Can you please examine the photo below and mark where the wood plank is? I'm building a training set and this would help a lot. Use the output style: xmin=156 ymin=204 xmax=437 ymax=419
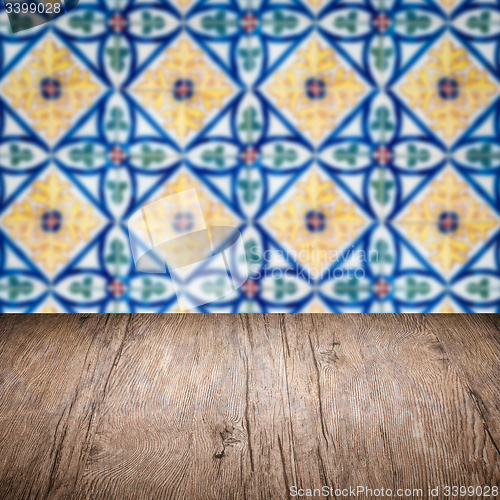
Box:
xmin=425 ymin=314 xmax=500 ymax=455
xmin=76 ymin=315 xmax=253 ymax=500
xmin=0 ymin=314 xmax=130 ymax=500
xmin=77 ymin=314 xmax=500 ymax=499
xmin=1 ymin=314 xmax=499 ymax=500
xmin=298 ymin=314 xmax=500 ymax=492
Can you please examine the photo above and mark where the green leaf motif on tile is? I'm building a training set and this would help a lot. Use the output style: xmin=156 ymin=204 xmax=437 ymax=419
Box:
xmin=239 ymin=107 xmax=261 ymax=132
xmin=371 ymin=178 xmax=394 ymax=205
xmin=466 ymin=278 xmax=490 ymax=299
xmin=407 ymin=144 xmax=430 ymax=167
xmin=70 ymin=144 xmax=95 ymax=167
xmin=106 ymin=107 xmax=128 ymax=132
xmin=139 ymin=145 xmax=165 ymax=168
xmin=403 ymin=11 xmax=431 ymax=35
xmin=9 ymin=144 xmax=33 ymax=166
xmin=273 ymin=277 xmax=297 ymax=300
xmin=466 ymin=12 xmax=490 ymax=33
xmin=202 ymin=146 xmax=226 ymax=167
xmin=106 ymin=46 xmax=130 ymax=72
xmin=334 ymin=12 xmax=358 ymax=33
xmin=202 ymin=276 xmax=227 ymax=296
xmin=107 ymin=181 xmax=128 ymax=203
xmin=141 ymin=12 xmax=165 ymax=35
xmin=370 ymin=46 xmax=393 ymax=70
xmin=374 ymin=240 xmax=393 ymax=263
xmin=69 ymin=11 xmax=95 ymax=33
xmin=466 ymin=144 xmax=494 ymax=168
xmin=334 ymin=277 xmax=360 ymax=301
xmin=70 ymin=277 xmax=93 ymax=298
xmin=371 ymin=106 xmax=394 ymax=132
xmin=106 ymin=239 xmax=128 ymax=265
xmin=201 ymin=11 xmax=228 ymax=35
xmin=238 ymin=48 xmax=261 ymax=71
xmin=8 ymin=13 xmax=33 ymax=32
xmin=272 ymin=11 xmax=298 ymax=34
xmin=3 ymin=276 xmax=33 ymax=300
xmin=243 ymin=238 xmax=261 ymax=264
xmin=273 ymin=144 xmax=297 ymax=167
xmin=405 ymin=277 xmax=430 ymax=300
xmin=140 ymin=278 xmax=165 ymax=300
xmin=238 ymin=179 xmax=261 ymax=203
xmin=334 ymin=144 xmax=359 ymax=166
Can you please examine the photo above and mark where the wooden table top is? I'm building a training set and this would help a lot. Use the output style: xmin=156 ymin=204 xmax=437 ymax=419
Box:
xmin=0 ymin=314 xmax=499 ymax=499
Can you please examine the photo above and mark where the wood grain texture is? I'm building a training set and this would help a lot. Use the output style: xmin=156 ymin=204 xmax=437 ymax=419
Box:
xmin=0 ymin=314 xmax=499 ymax=500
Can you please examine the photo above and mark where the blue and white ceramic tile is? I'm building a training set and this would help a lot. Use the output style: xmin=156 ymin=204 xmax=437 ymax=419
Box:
xmin=1 ymin=0 xmax=500 ymax=312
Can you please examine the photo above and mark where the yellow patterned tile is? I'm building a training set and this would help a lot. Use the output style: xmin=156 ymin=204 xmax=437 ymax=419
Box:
xmin=264 ymin=39 xmax=366 ymax=144
xmin=398 ymin=39 xmax=498 ymax=142
xmin=1 ymin=170 xmax=103 ymax=274
xmin=264 ymin=168 xmax=367 ymax=272
xmin=396 ymin=169 xmax=499 ymax=273
xmin=133 ymin=38 xmax=235 ymax=143
xmin=2 ymin=38 xmax=102 ymax=142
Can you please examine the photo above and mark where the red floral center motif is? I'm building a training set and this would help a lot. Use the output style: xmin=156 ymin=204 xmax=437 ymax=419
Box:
xmin=374 ymin=14 xmax=391 ymax=32
xmin=438 ymin=78 xmax=459 ymax=100
xmin=173 ymin=79 xmax=194 ymax=101
xmin=173 ymin=212 xmax=194 ymax=232
xmin=374 ymin=279 xmax=390 ymax=298
xmin=110 ymin=146 xmax=126 ymax=165
xmin=110 ymin=14 xmax=126 ymax=32
xmin=374 ymin=146 xmax=391 ymax=165
xmin=242 ymin=147 xmax=258 ymax=164
xmin=242 ymin=13 xmax=258 ymax=32
xmin=40 ymin=77 xmax=61 ymax=100
xmin=109 ymin=280 xmax=126 ymax=297
xmin=242 ymin=280 xmax=259 ymax=297
xmin=305 ymin=210 xmax=326 ymax=232
xmin=305 ymin=78 xmax=326 ymax=100
xmin=438 ymin=211 xmax=459 ymax=234
xmin=41 ymin=210 xmax=62 ymax=232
